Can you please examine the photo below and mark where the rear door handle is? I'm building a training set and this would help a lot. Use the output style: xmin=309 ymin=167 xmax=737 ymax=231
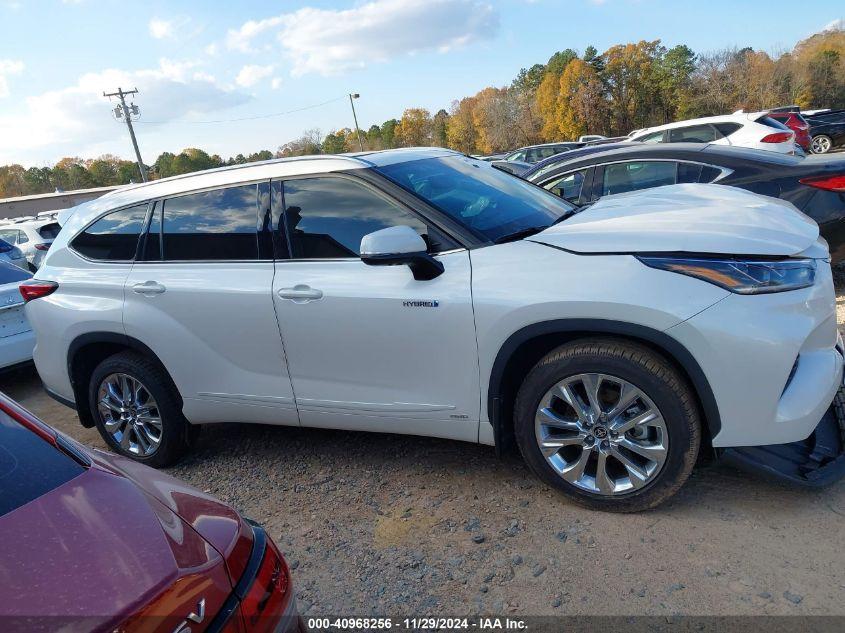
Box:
xmin=278 ymin=284 xmax=323 ymax=303
xmin=132 ymin=281 xmax=166 ymax=296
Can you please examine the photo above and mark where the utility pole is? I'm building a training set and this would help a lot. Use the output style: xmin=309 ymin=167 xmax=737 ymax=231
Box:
xmin=348 ymin=93 xmax=364 ymax=152
xmin=104 ymin=87 xmax=148 ymax=182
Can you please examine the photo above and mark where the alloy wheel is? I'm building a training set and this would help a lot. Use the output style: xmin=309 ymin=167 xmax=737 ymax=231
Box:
xmin=812 ymin=136 xmax=832 ymax=154
xmin=97 ymin=373 xmax=163 ymax=456
xmin=534 ymin=373 xmax=668 ymax=495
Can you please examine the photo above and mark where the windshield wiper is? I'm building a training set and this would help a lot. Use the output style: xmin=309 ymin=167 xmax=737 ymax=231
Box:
xmin=493 ymin=226 xmax=549 ymax=244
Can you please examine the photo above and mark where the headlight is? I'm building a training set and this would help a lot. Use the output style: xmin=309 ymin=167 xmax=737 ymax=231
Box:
xmin=637 ymin=256 xmax=816 ymax=294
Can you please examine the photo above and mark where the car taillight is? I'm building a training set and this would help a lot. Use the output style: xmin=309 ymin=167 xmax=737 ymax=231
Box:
xmin=19 ymin=280 xmax=58 ymax=302
xmin=800 ymin=175 xmax=845 ymax=192
xmin=761 ymin=132 xmax=794 ymax=143
xmin=34 ymin=243 xmax=50 ymax=251
xmin=239 ymin=537 xmax=290 ymax=632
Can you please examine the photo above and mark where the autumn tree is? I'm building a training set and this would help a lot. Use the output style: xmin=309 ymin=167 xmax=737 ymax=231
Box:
xmin=446 ymin=97 xmax=479 ymax=154
xmin=395 ymin=108 xmax=433 ymax=147
xmin=432 ymin=109 xmax=449 ymax=147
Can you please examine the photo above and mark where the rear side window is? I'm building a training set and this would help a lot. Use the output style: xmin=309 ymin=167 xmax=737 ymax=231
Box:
xmin=713 ymin=123 xmax=742 ymax=137
xmin=38 ymin=223 xmax=60 ymax=239
xmin=0 ymin=411 xmax=84 ymax=517
xmin=637 ymin=130 xmax=665 ymax=144
xmin=162 ymin=185 xmax=258 ymax=261
xmin=0 ymin=262 xmax=31 ymax=284
xmin=698 ymin=165 xmax=724 ymax=183
xmin=71 ymin=204 xmax=148 ymax=261
xmin=602 ymin=161 xmax=677 ymax=196
xmin=668 ymin=125 xmax=718 ymax=143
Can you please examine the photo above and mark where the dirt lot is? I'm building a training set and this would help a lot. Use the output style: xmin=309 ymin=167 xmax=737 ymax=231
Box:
xmin=3 ymin=290 xmax=845 ymax=618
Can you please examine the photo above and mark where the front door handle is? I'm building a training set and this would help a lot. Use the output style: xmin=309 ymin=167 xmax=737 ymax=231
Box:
xmin=132 ymin=281 xmax=166 ymax=296
xmin=278 ymin=284 xmax=323 ymax=303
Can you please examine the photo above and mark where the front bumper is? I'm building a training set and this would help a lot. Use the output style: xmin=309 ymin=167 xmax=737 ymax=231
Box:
xmin=720 ymin=384 xmax=845 ymax=487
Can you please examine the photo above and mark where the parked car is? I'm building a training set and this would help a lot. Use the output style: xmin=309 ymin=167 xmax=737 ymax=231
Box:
xmin=767 ymin=108 xmax=813 ymax=152
xmin=0 ymin=237 xmax=27 ymax=270
xmin=24 ymin=148 xmax=845 ymax=511
xmin=0 ymin=217 xmax=61 ymax=270
xmin=805 ymin=109 xmax=845 ymax=154
xmin=0 ymin=391 xmax=304 ymax=632
xmin=0 ymin=261 xmax=33 ymax=370
xmin=502 ymin=142 xmax=584 ymax=164
xmin=522 ymin=143 xmax=845 ymax=262
xmin=629 ymin=111 xmax=797 ymax=154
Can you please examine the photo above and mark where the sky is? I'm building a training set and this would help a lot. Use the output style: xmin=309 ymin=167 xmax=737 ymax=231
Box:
xmin=0 ymin=0 xmax=842 ymax=167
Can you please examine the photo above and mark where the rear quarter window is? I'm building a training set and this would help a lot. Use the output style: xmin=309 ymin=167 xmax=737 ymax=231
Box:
xmin=0 ymin=411 xmax=84 ymax=517
xmin=71 ymin=205 xmax=148 ymax=261
xmin=0 ymin=262 xmax=31 ymax=284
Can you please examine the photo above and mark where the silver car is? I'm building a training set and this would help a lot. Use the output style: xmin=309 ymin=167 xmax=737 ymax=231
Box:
xmin=0 ymin=218 xmax=61 ymax=270
xmin=0 ymin=261 xmax=33 ymax=369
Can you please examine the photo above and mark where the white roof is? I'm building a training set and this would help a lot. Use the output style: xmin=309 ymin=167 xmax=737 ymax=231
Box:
xmin=57 ymin=148 xmax=460 ymax=230
xmin=631 ymin=111 xmax=768 ymax=138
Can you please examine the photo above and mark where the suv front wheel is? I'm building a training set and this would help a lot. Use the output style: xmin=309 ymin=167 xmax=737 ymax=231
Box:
xmin=88 ymin=351 xmax=198 ymax=467
xmin=514 ymin=338 xmax=701 ymax=512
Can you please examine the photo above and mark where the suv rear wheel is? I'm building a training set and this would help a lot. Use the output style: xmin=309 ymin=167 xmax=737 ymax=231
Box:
xmin=88 ymin=351 xmax=197 ymax=467
xmin=514 ymin=338 xmax=701 ymax=512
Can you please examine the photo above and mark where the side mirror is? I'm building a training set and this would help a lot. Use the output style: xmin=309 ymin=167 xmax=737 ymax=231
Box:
xmin=360 ymin=225 xmax=444 ymax=281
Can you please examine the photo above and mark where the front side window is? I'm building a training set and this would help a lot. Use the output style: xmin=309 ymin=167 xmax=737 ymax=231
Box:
xmin=602 ymin=161 xmax=677 ymax=196
xmin=283 ymin=177 xmax=431 ymax=259
xmin=376 ymin=156 xmax=574 ymax=243
xmin=637 ymin=131 xmax=665 ymax=144
xmin=71 ymin=204 xmax=148 ymax=261
xmin=0 ymin=229 xmax=16 ymax=245
xmin=544 ymin=169 xmax=588 ymax=203
xmin=162 ymin=185 xmax=258 ymax=261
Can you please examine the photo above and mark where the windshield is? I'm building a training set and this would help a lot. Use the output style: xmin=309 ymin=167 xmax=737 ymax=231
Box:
xmin=375 ymin=156 xmax=575 ymax=243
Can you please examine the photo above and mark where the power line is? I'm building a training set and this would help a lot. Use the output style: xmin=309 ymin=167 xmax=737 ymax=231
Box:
xmin=104 ymin=87 xmax=148 ymax=182
xmin=135 ymin=95 xmax=348 ymax=126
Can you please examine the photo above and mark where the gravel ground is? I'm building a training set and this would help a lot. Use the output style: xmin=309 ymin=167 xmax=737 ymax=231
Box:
xmin=3 ymin=285 xmax=845 ymax=617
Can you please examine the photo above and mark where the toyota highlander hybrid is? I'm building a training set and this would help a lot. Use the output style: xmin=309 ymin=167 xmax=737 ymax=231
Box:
xmin=23 ymin=148 xmax=845 ymax=511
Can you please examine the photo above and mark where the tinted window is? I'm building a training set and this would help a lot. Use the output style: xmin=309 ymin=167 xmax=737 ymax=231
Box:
xmin=602 ymin=161 xmax=677 ymax=196
xmin=677 ymin=162 xmax=702 ymax=183
xmin=698 ymin=165 xmax=723 ymax=183
xmin=756 ymin=116 xmax=789 ymax=131
xmin=638 ymin=131 xmax=665 ymax=144
xmin=162 ymin=185 xmax=258 ymax=261
xmin=38 ymin=223 xmax=60 ymax=239
xmin=714 ymin=123 xmax=742 ymax=137
xmin=144 ymin=202 xmax=162 ymax=261
xmin=0 ymin=410 xmax=85 ymax=517
xmin=0 ymin=262 xmax=31 ymax=284
xmin=72 ymin=204 xmax=147 ymax=261
xmin=668 ymin=125 xmax=717 ymax=143
xmin=284 ymin=177 xmax=430 ymax=259
xmin=376 ymin=156 xmax=574 ymax=243
xmin=544 ymin=169 xmax=588 ymax=203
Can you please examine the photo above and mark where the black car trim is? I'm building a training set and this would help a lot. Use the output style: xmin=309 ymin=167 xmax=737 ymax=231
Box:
xmin=205 ymin=522 xmax=268 ymax=633
xmin=487 ymin=318 xmax=722 ymax=452
xmin=43 ymin=386 xmax=76 ymax=410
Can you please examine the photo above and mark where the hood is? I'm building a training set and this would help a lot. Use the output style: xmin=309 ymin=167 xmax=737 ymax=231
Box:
xmin=533 ymin=184 xmax=820 ymax=257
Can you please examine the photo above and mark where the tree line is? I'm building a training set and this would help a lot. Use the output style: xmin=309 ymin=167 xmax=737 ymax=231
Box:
xmin=1 ymin=28 xmax=843 ymax=199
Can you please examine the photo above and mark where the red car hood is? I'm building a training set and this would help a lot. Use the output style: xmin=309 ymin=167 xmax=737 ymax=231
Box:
xmin=0 ymin=466 xmax=232 ymax=632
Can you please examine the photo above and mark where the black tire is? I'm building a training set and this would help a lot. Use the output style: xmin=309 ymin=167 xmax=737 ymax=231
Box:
xmin=514 ymin=338 xmax=701 ymax=512
xmin=88 ymin=351 xmax=198 ymax=467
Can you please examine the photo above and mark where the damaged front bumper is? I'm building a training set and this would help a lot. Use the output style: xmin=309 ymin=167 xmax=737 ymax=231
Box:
xmin=720 ymin=385 xmax=845 ymax=487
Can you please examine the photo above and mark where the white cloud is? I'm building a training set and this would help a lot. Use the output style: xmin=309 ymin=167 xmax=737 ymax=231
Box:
xmin=0 ymin=58 xmax=251 ymax=163
xmin=235 ymin=64 xmax=274 ymax=88
xmin=271 ymin=77 xmax=283 ymax=90
xmin=226 ymin=0 xmax=499 ymax=76
xmin=0 ymin=59 xmax=23 ymax=98
xmin=149 ymin=16 xmax=194 ymax=40
xmin=822 ymin=18 xmax=844 ymax=31
xmin=149 ymin=17 xmax=175 ymax=39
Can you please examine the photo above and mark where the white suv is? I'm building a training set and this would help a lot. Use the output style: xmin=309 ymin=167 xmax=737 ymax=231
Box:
xmin=23 ymin=149 xmax=844 ymax=511
xmin=629 ymin=111 xmax=797 ymax=154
